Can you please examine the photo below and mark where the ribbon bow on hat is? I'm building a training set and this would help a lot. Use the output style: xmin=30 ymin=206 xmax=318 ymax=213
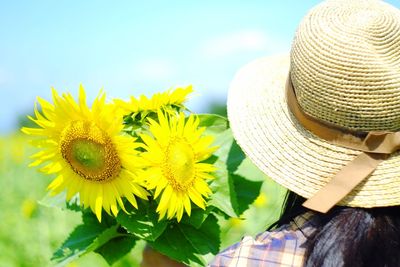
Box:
xmin=287 ymin=78 xmax=400 ymax=213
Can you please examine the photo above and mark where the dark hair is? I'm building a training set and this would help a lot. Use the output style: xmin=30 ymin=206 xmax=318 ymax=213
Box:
xmin=270 ymin=191 xmax=400 ymax=267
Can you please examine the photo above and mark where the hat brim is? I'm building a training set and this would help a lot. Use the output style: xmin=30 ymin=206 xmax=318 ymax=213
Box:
xmin=227 ymin=54 xmax=400 ymax=208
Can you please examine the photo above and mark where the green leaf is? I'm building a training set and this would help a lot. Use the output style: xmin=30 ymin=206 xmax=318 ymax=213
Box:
xmin=198 ymin=114 xmax=261 ymax=217
xmin=148 ymin=214 xmax=220 ymax=266
xmin=208 ymin=130 xmax=240 ymax=217
xmin=209 ymin=165 xmax=237 ymax=218
xmin=52 ymin=216 xmax=108 ymax=265
xmin=227 ymin=140 xmax=245 ymax=173
xmin=123 ymin=113 xmax=134 ymax=124
xmin=87 ymin=225 xmax=121 ymax=252
xmin=179 ymin=214 xmax=220 ymax=255
xmin=235 ymin=157 xmax=268 ymax=182
xmin=148 ymin=225 xmax=203 ymax=266
xmin=117 ymin=201 xmax=168 ymax=242
xmin=230 ymin=174 xmax=263 ymax=215
xmin=212 ymin=128 xmax=235 ymax=162
xmin=52 ymin=211 xmax=136 ymax=266
xmin=180 ymin=206 xmax=214 ymax=229
xmin=95 ymin=236 xmax=136 ymax=266
xmin=38 ymin=191 xmax=81 ymax=212
xmin=198 ymin=114 xmax=242 ymax=216
xmin=52 ymin=212 xmax=121 ymax=266
xmin=197 ymin=114 xmax=228 ymax=135
xmin=208 ymin=128 xmax=263 ymax=217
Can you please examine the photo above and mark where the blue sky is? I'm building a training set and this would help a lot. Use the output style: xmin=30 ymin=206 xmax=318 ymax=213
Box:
xmin=1 ymin=0 xmax=399 ymax=133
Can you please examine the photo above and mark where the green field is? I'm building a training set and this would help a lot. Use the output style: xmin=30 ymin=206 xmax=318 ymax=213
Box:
xmin=0 ymin=133 xmax=286 ymax=267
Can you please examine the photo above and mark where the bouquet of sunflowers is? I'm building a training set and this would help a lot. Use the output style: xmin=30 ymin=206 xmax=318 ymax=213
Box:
xmin=22 ymin=85 xmax=263 ymax=266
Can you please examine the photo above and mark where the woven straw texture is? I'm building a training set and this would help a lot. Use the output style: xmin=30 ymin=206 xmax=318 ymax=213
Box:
xmin=227 ymin=0 xmax=400 ymax=208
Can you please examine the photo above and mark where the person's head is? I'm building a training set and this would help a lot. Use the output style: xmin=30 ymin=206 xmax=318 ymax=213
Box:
xmin=227 ymin=0 xmax=400 ymax=266
xmin=272 ymin=190 xmax=400 ymax=267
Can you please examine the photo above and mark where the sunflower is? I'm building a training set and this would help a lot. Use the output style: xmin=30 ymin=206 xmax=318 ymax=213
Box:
xmin=140 ymin=111 xmax=217 ymax=221
xmin=114 ymin=85 xmax=193 ymax=116
xmin=22 ymin=86 xmax=148 ymax=222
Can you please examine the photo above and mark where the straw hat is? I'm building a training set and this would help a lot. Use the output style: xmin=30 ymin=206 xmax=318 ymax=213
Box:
xmin=227 ymin=0 xmax=400 ymax=209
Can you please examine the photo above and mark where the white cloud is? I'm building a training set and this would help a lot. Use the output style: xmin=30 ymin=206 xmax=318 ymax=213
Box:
xmin=200 ymin=30 xmax=270 ymax=58
xmin=132 ymin=59 xmax=177 ymax=81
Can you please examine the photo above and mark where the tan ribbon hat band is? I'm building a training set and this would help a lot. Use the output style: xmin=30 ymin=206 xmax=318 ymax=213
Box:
xmin=286 ymin=77 xmax=398 ymax=213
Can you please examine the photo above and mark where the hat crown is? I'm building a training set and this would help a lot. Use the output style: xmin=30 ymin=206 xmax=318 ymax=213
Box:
xmin=291 ymin=0 xmax=400 ymax=131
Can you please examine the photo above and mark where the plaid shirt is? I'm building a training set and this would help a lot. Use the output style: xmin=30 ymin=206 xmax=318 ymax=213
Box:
xmin=209 ymin=212 xmax=316 ymax=267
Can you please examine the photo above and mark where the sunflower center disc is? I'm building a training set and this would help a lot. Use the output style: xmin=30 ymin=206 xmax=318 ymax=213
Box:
xmin=72 ymin=141 xmax=105 ymax=171
xmin=60 ymin=121 xmax=121 ymax=182
xmin=165 ymin=140 xmax=195 ymax=189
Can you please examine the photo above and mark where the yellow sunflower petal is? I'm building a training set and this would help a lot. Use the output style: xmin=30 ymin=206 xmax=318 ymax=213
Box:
xmin=47 ymin=175 xmax=64 ymax=191
xmin=114 ymin=86 xmax=192 ymax=114
xmin=176 ymin=200 xmax=184 ymax=222
xmin=157 ymin=185 xmax=173 ymax=216
xmin=167 ymin=192 xmax=178 ymax=219
xmin=153 ymin=177 xmax=168 ymax=199
xmin=183 ymin=195 xmax=191 ymax=216
xmin=188 ymin=188 xmax=206 ymax=210
xmin=94 ymin=185 xmax=104 ymax=222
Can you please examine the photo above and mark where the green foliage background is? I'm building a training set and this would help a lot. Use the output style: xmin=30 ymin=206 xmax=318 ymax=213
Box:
xmin=2 ymin=102 xmax=287 ymax=266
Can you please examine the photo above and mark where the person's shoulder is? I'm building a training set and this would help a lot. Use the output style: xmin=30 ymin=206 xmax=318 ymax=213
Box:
xmin=209 ymin=212 xmax=314 ymax=267
xmin=208 ymin=214 xmax=315 ymax=267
